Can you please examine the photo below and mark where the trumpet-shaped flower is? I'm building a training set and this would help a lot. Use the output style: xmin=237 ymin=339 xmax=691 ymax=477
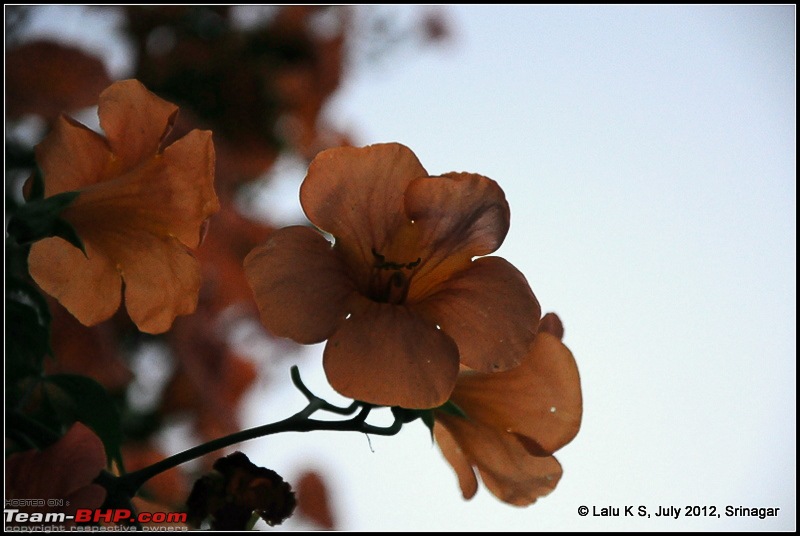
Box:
xmin=28 ymin=79 xmax=219 ymax=334
xmin=434 ymin=313 xmax=582 ymax=505
xmin=245 ymin=143 xmax=540 ymax=408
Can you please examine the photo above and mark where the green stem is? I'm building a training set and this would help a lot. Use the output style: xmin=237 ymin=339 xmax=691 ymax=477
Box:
xmin=290 ymin=366 xmax=360 ymax=415
xmin=106 ymin=367 xmax=403 ymax=498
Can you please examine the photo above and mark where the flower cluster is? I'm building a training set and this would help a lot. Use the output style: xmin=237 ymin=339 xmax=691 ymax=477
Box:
xmin=7 ymin=8 xmax=580 ymax=524
xmin=244 ymin=143 xmax=582 ymax=503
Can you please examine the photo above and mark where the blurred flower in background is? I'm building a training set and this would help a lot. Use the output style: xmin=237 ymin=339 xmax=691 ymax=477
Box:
xmin=5 ymin=4 xmax=454 ymax=527
xmin=5 ymin=423 xmax=107 ymax=527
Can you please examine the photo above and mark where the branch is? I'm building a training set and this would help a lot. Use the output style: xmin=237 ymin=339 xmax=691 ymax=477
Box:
xmin=102 ymin=366 xmax=404 ymax=498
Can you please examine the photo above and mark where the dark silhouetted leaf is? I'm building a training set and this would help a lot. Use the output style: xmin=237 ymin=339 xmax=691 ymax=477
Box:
xmin=6 ymin=277 xmax=52 ymax=385
xmin=44 ymin=374 xmax=123 ymax=468
xmin=7 ymin=190 xmax=85 ymax=254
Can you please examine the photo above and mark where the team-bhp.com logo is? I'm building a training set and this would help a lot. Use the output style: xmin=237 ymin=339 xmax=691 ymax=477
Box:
xmin=74 ymin=509 xmax=187 ymax=524
xmin=5 ymin=508 xmax=187 ymax=527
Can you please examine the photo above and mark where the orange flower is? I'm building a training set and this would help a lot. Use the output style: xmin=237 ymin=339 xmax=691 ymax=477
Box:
xmin=245 ymin=143 xmax=540 ymax=408
xmin=6 ymin=40 xmax=112 ymax=121
xmin=28 ymin=79 xmax=219 ymax=334
xmin=5 ymin=423 xmax=107 ymax=526
xmin=434 ymin=313 xmax=582 ymax=506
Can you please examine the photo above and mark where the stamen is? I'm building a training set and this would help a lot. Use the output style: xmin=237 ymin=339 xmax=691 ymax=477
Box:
xmin=406 ymin=257 xmax=421 ymax=269
xmin=368 ymin=248 xmax=421 ymax=304
xmin=371 ymin=249 xmax=422 ymax=271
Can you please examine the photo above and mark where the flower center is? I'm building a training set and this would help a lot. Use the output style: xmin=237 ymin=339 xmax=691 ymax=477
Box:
xmin=368 ymin=248 xmax=421 ymax=304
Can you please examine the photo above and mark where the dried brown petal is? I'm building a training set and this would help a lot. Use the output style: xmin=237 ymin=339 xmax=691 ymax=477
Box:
xmin=186 ymin=452 xmax=295 ymax=530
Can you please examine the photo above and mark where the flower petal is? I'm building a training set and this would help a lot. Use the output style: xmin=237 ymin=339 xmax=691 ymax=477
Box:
xmin=538 ymin=312 xmax=564 ymax=340
xmin=48 ymin=423 xmax=108 ymax=495
xmin=98 ymin=79 xmax=178 ymax=171
xmin=117 ymin=234 xmax=203 ymax=334
xmin=244 ymin=226 xmax=357 ymax=344
xmin=477 ymin=452 xmax=562 ymax=507
xmin=299 ymin=143 xmax=428 ymax=273
xmin=35 ymin=115 xmax=112 ymax=195
xmin=415 ymin=256 xmax=540 ymax=372
xmin=436 ymin=412 xmax=562 ymax=506
xmin=28 ymin=237 xmax=122 ymax=327
xmin=46 ymin=301 xmax=133 ymax=391
xmin=452 ymin=331 xmax=583 ymax=455
xmin=405 ymin=172 xmax=510 ymax=296
xmin=323 ymin=299 xmax=459 ymax=408
xmin=296 ymin=471 xmax=336 ymax=529
xmin=152 ymin=128 xmax=218 ymax=248
xmin=65 ymin=484 xmax=108 ymax=516
xmin=433 ymin=424 xmax=478 ymax=500
xmin=6 ymin=422 xmax=106 ymax=501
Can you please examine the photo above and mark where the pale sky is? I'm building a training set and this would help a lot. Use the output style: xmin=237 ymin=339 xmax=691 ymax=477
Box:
xmin=12 ymin=5 xmax=796 ymax=532
xmin=245 ymin=6 xmax=796 ymax=531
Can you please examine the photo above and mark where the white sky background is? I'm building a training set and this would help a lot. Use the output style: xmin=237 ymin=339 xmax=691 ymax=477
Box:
xmin=250 ymin=6 xmax=797 ymax=531
xmin=12 ymin=5 xmax=796 ymax=532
